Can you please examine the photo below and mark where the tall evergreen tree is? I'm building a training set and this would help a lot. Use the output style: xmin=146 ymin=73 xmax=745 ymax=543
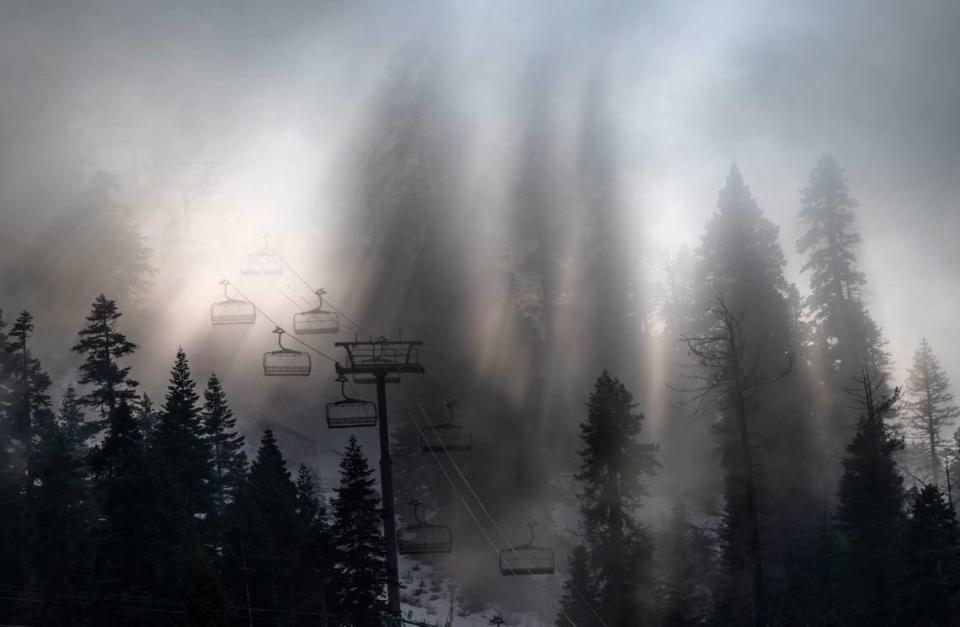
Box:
xmin=556 ymin=545 xmax=601 ymax=627
xmin=227 ymin=429 xmax=301 ymax=621
xmin=150 ymin=348 xmax=211 ymax=599
xmin=904 ymin=338 xmax=960 ymax=484
xmin=294 ymin=464 xmax=334 ymax=623
xmin=6 ymin=310 xmax=53 ymax=474
xmin=59 ymin=385 xmax=93 ymax=450
xmin=656 ymin=504 xmax=714 ymax=627
xmin=136 ymin=392 xmax=157 ymax=437
xmin=834 ymin=370 xmax=904 ymax=627
xmin=331 ymin=435 xmax=386 ymax=626
xmin=71 ymin=294 xmax=138 ymax=422
xmin=28 ymin=416 xmax=93 ymax=625
xmin=897 ymin=483 xmax=960 ymax=626
xmin=572 ymin=371 xmax=657 ymax=626
xmin=796 ymin=156 xmax=891 ymax=424
xmin=201 ymin=372 xmax=244 ymax=540
xmin=88 ymin=400 xmax=160 ymax=607
xmin=692 ymin=166 xmax=818 ymax=625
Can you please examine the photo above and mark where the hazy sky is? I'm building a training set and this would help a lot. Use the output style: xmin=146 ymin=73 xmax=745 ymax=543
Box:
xmin=1 ymin=0 xmax=959 ymax=419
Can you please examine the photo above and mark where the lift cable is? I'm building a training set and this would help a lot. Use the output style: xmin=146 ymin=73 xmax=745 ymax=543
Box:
xmin=404 ymin=398 xmax=573 ymax=626
xmin=410 ymin=380 xmax=608 ymax=627
xmin=210 ymin=266 xmax=339 ymax=366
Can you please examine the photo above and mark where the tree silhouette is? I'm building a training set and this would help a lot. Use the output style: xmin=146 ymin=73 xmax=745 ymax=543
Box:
xmin=573 ymin=371 xmax=657 ymax=626
xmin=71 ymin=294 xmax=138 ymax=423
xmin=150 ymin=348 xmax=211 ymax=599
xmin=905 ymin=338 xmax=960 ymax=484
xmin=556 ymin=545 xmax=600 ymax=627
xmin=201 ymin=372 xmax=244 ymax=544
xmin=331 ymin=435 xmax=386 ymax=626
xmin=896 ymin=483 xmax=960 ymax=625
xmin=834 ymin=370 xmax=904 ymax=626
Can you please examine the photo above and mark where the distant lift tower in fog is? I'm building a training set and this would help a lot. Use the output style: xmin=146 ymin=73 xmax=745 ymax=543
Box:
xmin=334 ymin=338 xmax=424 ymax=620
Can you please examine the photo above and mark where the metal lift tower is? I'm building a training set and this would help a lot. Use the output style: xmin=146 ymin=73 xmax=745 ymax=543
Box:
xmin=334 ymin=338 xmax=424 ymax=620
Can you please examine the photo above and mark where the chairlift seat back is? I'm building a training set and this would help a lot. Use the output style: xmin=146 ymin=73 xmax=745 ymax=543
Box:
xmin=398 ymin=524 xmax=453 ymax=554
xmin=210 ymin=299 xmax=256 ymax=325
xmin=499 ymin=547 xmax=555 ymax=575
xmin=294 ymin=309 xmax=339 ymax=334
xmin=263 ymin=349 xmax=311 ymax=376
xmin=326 ymin=399 xmax=377 ymax=429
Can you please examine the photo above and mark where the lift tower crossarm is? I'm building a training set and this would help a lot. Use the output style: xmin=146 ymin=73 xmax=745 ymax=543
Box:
xmin=334 ymin=339 xmax=424 ymax=621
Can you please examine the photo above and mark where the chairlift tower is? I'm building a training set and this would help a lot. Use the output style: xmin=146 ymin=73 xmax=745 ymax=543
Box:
xmin=334 ymin=338 xmax=424 ymax=620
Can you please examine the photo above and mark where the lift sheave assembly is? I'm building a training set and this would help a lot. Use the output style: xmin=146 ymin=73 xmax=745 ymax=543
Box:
xmin=210 ymin=279 xmax=256 ymax=325
xmin=499 ymin=522 xmax=555 ymax=576
xmin=262 ymin=327 xmax=311 ymax=376
xmin=326 ymin=375 xmax=377 ymax=429
xmin=345 ymin=336 xmax=412 ymax=384
xmin=397 ymin=499 xmax=453 ymax=555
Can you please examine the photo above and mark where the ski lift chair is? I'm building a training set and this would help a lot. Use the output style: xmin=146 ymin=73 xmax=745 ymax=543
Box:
xmin=397 ymin=499 xmax=453 ymax=554
xmin=326 ymin=375 xmax=377 ymax=428
xmin=263 ymin=327 xmax=311 ymax=376
xmin=210 ymin=280 xmax=256 ymax=325
xmin=241 ymin=235 xmax=283 ymax=275
xmin=499 ymin=522 xmax=555 ymax=575
xmin=421 ymin=399 xmax=472 ymax=452
xmin=294 ymin=288 xmax=340 ymax=334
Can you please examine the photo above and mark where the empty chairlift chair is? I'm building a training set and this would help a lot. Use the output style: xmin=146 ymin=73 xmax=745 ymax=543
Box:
xmin=499 ymin=522 xmax=555 ymax=576
xmin=210 ymin=280 xmax=256 ymax=325
xmin=421 ymin=399 xmax=472 ymax=452
xmin=294 ymin=288 xmax=339 ymax=334
xmin=397 ymin=499 xmax=453 ymax=555
xmin=241 ymin=235 xmax=284 ymax=275
xmin=263 ymin=327 xmax=311 ymax=376
xmin=326 ymin=375 xmax=377 ymax=428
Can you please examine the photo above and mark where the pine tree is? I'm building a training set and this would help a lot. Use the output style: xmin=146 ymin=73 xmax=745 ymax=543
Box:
xmin=88 ymin=399 xmax=160 ymax=604
xmin=0 ymin=409 xmax=26 ymax=621
xmin=656 ymin=504 xmax=714 ymax=627
xmin=692 ymin=166 xmax=818 ymax=626
xmin=135 ymin=392 xmax=157 ymax=437
xmin=796 ymin=156 xmax=892 ymax=429
xmin=905 ymin=338 xmax=960 ymax=484
xmin=556 ymin=545 xmax=600 ymax=627
xmin=228 ymin=429 xmax=301 ymax=619
xmin=59 ymin=385 xmax=93 ymax=450
xmin=201 ymin=372 xmax=244 ymax=540
xmin=295 ymin=464 xmax=334 ymax=622
xmin=150 ymin=348 xmax=211 ymax=599
xmin=71 ymin=294 xmax=138 ymax=422
xmin=574 ymin=371 xmax=657 ymax=626
xmin=331 ymin=435 xmax=386 ymax=626
xmin=834 ymin=370 xmax=904 ymax=627
xmin=896 ymin=484 xmax=960 ymax=626
xmin=28 ymin=417 xmax=93 ymax=625
xmin=6 ymin=310 xmax=53 ymax=474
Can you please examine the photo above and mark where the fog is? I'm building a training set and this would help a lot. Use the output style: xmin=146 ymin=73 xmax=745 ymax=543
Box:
xmin=2 ymin=1 xmax=959 ymax=623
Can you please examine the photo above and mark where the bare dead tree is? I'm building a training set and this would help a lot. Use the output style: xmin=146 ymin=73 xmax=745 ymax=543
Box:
xmin=670 ymin=294 xmax=793 ymax=627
